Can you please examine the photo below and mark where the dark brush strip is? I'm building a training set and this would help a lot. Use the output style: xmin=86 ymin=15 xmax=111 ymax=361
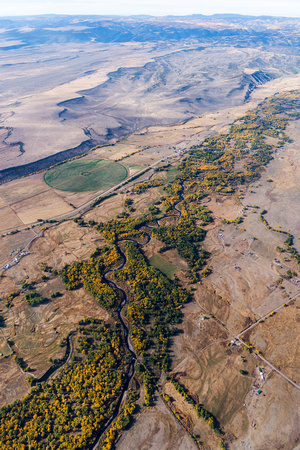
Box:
xmin=0 ymin=138 xmax=95 ymax=184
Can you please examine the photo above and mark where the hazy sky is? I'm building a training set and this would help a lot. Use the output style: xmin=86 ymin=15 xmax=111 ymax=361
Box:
xmin=1 ymin=0 xmax=300 ymax=18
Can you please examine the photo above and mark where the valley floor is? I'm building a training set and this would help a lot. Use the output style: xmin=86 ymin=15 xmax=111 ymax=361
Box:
xmin=0 ymin=75 xmax=299 ymax=449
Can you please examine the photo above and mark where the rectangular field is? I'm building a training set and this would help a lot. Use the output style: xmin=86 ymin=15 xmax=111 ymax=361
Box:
xmin=149 ymin=254 xmax=177 ymax=279
xmin=13 ymin=191 xmax=73 ymax=224
xmin=0 ymin=207 xmax=23 ymax=232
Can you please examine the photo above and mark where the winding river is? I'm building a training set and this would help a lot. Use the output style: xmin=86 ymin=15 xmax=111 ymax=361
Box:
xmin=91 ymin=184 xmax=185 ymax=448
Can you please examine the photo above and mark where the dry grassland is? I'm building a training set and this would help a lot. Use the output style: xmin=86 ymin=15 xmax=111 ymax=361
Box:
xmin=0 ymin=357 xmax=30 ymax=408
xmin=0 ymin=128 xmax=21 ymax=163
xmin=2 ymin=284 xmax=109 ymax=379
xmin=1 ymin=220 xmax=103 ymax=288
xmin=116 ymin=393 xmax=198 ymax=450
xmin=170 ymin=301 xmax=228 ymax=369
xmin=92 ymin=142 xmax=143 ymax=161
xmin=0 ymin=41 xmax=178 ymax=169
xmin=0 ymin=177 xmax=49 ymax=204
xmin=163 ymin=381 xmax=221 ymax=449
xmin=13 ymin=190 xmax=73 ymax=224
xmin=0 ymin=176 xmax=73 ymax=229
xmin=167 ymin=339 xmax=261 ymax=446
xmin=0 ymin=240 xmax=11 ymax=267
xmin=0 ymin=196 xmax=7 ymax=209
xmin=84 ymin=195 xmax=125 ymax=223
xmin=151 ymin=100 xmax=300 ymax=448
xmin=238 ymin=374 xmax=300 ymax=450
xmin=1 ymin=73 xmax=298 ymax=235
xmin=244 ymin=298 xmax=300 ymax=384
xmin=0 ymin=229 xmax=36 ymax=266
xmin=0 ymin=220 xmax=111 ymax=403
xmin=243 ymin=122 xmax=300 ymax=252
xmin=0 ymin=206 xmax=22 ymax=232
xmin=28 ymin=221 xmax=104 ymax=269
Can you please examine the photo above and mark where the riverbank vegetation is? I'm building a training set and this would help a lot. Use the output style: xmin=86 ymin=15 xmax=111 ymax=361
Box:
xmin=95 ymin=214 xmax=156 ymax=244
xmin=61 ymin=245 xmax=121 ymax=309
xmin=115 ymin=241 xmax=188 ymax=356
xmin=260 ymin=210 xmax=300 ymax=264
xmin=0 ymin=320 xmax=129 ymax=449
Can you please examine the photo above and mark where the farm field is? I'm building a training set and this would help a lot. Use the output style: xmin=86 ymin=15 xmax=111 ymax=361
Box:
xmin=13 ymin=190 xmax=74 ymax=224
xmin=149 ymin=254 xmax=178 ymax=279
xmin=0 ymin=177 xmax=73 ymax=230
xmin=0 ymin=206 xmax=23 ymax=232
xmin=44 ymin=159 xmax=128 ymax=192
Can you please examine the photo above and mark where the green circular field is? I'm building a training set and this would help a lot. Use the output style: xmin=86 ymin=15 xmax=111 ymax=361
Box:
xmin=44 ymin=159 xmax=128 ymax=193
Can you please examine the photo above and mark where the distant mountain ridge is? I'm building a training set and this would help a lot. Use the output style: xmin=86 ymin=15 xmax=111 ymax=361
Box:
xmin=0 ymin=14 xmax=300 ymax=48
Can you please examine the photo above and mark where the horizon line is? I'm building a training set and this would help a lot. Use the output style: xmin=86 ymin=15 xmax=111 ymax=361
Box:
xmin=0 ymin=12 xmax=299 ymax=20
